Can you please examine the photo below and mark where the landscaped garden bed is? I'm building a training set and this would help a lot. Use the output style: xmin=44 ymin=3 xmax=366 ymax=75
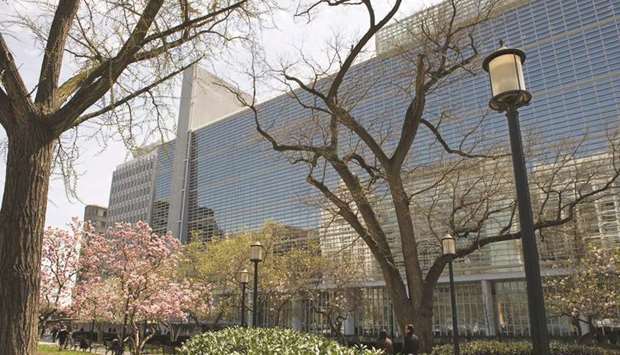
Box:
xmin=179 ymin=327 xmax=381 ymax=354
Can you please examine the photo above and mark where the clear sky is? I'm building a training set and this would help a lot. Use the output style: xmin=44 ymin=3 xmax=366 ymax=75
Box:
xmin=0 ymin=1 xmax=427 ymax=228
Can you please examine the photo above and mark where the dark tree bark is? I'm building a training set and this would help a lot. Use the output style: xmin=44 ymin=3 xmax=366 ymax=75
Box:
xmin=0 ymin=123 xmax=55 ymax=355
xmin=0 ymin=0 xmax=260 ymax=353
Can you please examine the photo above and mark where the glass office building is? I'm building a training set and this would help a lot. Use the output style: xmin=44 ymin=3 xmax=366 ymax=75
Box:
xmin=107 ymin=149 xmax=157 ymax=225
xmin=106 ymin=0 xmax=620 ymax=338
xmin=83 ymin=205 xmax=108 ymax=234
xmin=150 ymin=142 xmax=176 ymax=236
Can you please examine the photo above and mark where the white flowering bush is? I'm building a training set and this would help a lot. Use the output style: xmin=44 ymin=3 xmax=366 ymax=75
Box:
xmin=544 ymin=244 xmax=620 ymax=340
xmin=179 ymin=327 xmax=382 ymax=355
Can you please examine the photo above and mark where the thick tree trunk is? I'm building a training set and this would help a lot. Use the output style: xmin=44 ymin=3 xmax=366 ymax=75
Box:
xmin=415 ymin=299 xmax=434 ymax=353
xmin=382 ymin=266 xmax=436 ymax=353
xmin=390 ymin=296 xmax=434 ymax=353
xmin=0 ymin=126 xmax=54 ymax=355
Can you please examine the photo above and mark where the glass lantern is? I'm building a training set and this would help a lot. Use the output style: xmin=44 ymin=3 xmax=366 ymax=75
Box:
xmin=240 ymin=268 xmax=249 ymax=284
xmin=482 ymin=43 xmax=531 ymax=112
xmin=250 ymin=241 xmax=264 ymax=262
xmin=441 ymin=234 xmax=456 ymax=257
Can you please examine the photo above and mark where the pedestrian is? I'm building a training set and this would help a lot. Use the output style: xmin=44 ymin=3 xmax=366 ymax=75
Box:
xmin=79 ymin=336 xmax=91 ymax=352
xmin=51 ymin=326 xmax=58 ymax=342
xmin=403 ymin=324 xmax=420 ymax=355
xmin=377 ymin=329 xmax=394 ymax=354
xmin=67 ymin=327 xmax=75 ymax=350
xmin=111 ymin=338 xmax=123 ymax=355
xmin=57 ymin=325 xmax=69 ymax=350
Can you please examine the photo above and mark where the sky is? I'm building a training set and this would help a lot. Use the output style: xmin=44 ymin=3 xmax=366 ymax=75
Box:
xmin=0 ymin=0 xmax=428 ymax=228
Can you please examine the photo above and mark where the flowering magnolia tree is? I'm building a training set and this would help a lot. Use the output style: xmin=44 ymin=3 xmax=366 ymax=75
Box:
xmin=39 ymin=219 xmax=83 ymax=329
xmin=72 ymin=222 xmax=211 ymax=355
xmin=545 ymin=244 xmax=620 ymax=342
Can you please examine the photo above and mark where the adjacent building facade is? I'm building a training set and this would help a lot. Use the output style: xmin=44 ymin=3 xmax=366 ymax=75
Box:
xmin=105 ymin=0 xmax=620 ymax=339
xmin=83 ymin=205 xmax=107 ymax=234
xmin=107 ymin=148 xmax=158 ymax=225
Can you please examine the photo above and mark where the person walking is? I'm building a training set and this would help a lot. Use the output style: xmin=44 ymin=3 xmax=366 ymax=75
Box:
xmin=111 ymin=338 xmax=123 ymax=355
xmin=377 ymin=329 xmax=394 ymax=354
xmin=402 ymin=324 xmax=420 ymax=355
xmin=51 ymin=326 xmax=58 ymax=342
xmin=57 ymin=325 xmax=69 ymax=350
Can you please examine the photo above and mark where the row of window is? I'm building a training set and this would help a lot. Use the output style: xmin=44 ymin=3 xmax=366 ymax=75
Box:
xmin=256 ymin=281 xmax=576 ymax=338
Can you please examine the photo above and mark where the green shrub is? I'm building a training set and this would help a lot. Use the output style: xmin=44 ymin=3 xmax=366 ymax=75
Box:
xmin=179 ymin=327 xmax=382 ymax=355
xmin=429 ymin=341 xmax=620 ymax=355
xmin=549 ymin=343 xmax=620 ymax=355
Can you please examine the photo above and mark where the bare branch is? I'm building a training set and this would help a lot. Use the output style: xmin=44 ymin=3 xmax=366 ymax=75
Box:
xmin=34 ymin=0 xmax=80 ymax=109
xmin=0 ymin=33 xmax=36 ymax=120
xmin=325 ymin=0 xmax=401 ymax=101
xmin=72 ymin=58 xmax=200 ymax=127
xmin=390 ymin=54 xmax=426 ymax=167
xmin=49 ymin=0 xmax=166 ymax=131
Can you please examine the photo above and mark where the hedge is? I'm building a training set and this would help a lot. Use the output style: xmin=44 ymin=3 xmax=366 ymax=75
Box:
xmin=430 ymin=341 xmax=620 ymax=355
xmin=179 ymin=327 xmax=382 ymax=355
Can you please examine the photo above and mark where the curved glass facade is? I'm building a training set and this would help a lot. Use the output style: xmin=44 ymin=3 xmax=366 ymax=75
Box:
xmin=150 ymin=141 xmax=175 ymax=235
xmin=186 ymin=100 xmax=320 ymax=242
xmin=107 ymin=0 xmax=620 ymax=338
xmin=107 ymin=150 xmax=156 ymax=225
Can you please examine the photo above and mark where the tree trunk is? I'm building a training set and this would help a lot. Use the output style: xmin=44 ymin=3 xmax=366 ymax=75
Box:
xmin=0 ymin=125 xmax=55 ymax=355
xmin=212 ymin=309 xmax=224 ymax=327
xmin=38 ymin=309 xmax=57 ymax=336
xmin=130 ymin=322 xmax=142 ymax=355
xmin=383 ymin=268 xmax=435 ymax=353
xmin=389 ymin=297 xmax=434 ymax=353
xmin=414 ymin=309 xmax=434 ymax=353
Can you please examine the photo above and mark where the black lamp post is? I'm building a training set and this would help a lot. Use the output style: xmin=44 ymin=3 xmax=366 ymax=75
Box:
xmin=239 ymin=268 xmax=249 ymax=327
xmin=483 ymin=42 xmax=550 ymax=355
xmin=250 ymin=241 xmax=264 ymax=328
xmin=441 ymin=234 xmax=460 ymax=355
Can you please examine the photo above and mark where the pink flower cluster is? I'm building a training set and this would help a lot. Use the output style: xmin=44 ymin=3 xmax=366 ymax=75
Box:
xmin=40 ymin=218 xmax=83 ymax=315
xmin=71 ymin=221 xmax=212 ymax=323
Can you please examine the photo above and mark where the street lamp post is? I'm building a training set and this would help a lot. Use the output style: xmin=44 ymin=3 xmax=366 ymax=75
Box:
xmin=483 ymin=42 xmax=550 ymax=355
xmin=250 ymin=241 xmax=264 ymax=328
xmin=442 ymin=234 xmax=460 ymax=355
xmin=239 ymin=268 xmax=249 ymax=327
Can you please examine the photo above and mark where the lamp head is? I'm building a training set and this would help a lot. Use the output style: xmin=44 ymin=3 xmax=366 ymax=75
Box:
xmin=482 ymin=41 xmax=531 ymax=112
xmin=240 ymin=268 xmax=250 ymax=284
xmin=441 ymin=234 xmax=456 ymax=257
xmin=250 ymin=241 xmax=264 ymax=262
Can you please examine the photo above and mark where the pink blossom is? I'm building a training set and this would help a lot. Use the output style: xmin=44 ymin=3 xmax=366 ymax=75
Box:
xmin=40 ymin=218 xmax=83 ymax=320
xmin=71 ymin=221 xmax=212 ymax=325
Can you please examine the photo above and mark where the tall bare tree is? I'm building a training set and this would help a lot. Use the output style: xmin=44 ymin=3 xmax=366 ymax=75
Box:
xmin=0 ymin=1 xmax=273 ymax=353
xmin=225 ymin=0 xmax=620 ymax=350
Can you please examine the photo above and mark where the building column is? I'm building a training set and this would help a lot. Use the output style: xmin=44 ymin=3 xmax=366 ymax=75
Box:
xmin=343 ymin=314 xmax=355 ymax=336
xmin=481 ymin=280 xmax=497 ymax=337
xmin=166 ymin=66 xmax=248 ymax=242
xmin=290 ymin=298 xmax=303 ymax=331
xmin=578 ymin=317 xmax=590 ymax=336
xmin=167 ymin=68 xmax=194 ymax=242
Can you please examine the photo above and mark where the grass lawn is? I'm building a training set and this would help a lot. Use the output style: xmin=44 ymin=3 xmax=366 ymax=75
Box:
xmin=38 ymin=342 xmax=166 ymax=354
xmin=37 ymin=343 xmax=89 ymax=354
